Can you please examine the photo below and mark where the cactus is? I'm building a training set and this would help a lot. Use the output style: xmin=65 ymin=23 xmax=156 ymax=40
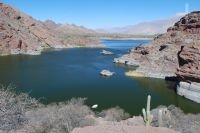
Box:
xmin=142 ymin=95 xmax=153 ymax=126
xmin=158 ymin=109 xmax=163 ymax=127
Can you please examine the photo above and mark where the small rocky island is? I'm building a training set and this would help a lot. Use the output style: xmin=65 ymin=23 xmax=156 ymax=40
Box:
xmin=114 ymin=11 xmax=200 ymax=103
xmin=100 ymin=69 xmax=115 ymax=77
xmin=100 ymin=50 xmax=113 ymax=55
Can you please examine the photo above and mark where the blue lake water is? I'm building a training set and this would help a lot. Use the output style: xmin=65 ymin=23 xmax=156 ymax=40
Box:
xmin=0 ymin=39 xmax=199 ymax=115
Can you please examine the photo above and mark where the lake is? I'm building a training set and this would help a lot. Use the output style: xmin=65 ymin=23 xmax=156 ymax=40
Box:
xmin=0 ymin=39 xmax=200 ymax=115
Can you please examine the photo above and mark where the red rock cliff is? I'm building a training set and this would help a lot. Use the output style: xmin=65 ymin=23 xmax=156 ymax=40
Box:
xmin=174 ymin=12 xmax=200 ymax=83
xmin=0 ymin=3 xmax=64 ymax=55
xmin=115 ymin=11 xmax=200 ymax=81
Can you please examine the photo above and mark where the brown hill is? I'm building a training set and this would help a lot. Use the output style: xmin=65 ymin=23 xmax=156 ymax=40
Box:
xmin=55 ymin=24 xmax=95 ymax=35
xmin=43 ymin=20 xmax=101 ymax=47
xmin=44 ymin=19 xmax=61 ymax=29
xmin=44 ymin=20 xmax=95 ymax=35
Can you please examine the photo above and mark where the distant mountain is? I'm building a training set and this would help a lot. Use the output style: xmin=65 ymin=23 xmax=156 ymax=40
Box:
xmin=96 ymin=15 xmax=184 ymax=35
xmin=44 ymin=20 xmax=61 ymax=29
xmin=44 ymin=20 xmax=95 ymax=35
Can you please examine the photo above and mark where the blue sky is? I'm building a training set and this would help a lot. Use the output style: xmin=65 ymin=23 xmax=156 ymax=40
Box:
xmin=1 ymin=0 xmax=200 ymax=29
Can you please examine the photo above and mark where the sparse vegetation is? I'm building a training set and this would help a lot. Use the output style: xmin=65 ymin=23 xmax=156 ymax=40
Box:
xmin=0 ymin=86 xmax=95 ymax=132
xmin=99 ymin=106 xmax=130 ymax=122
xmin=1 ymin=86 xmax=199 ymax=133
xmin=0 ymin=85 xmax=132 ymax=132
xmin=151 ymin=105 xmax=200 ymax=133
xmin=25 ymin=98 xmax=95 ymax=133
xmin=0 ymin=85 xmax=39 ymax=131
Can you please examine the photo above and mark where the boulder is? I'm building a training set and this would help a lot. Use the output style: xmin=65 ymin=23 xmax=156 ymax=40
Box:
xmin=100 ymin=50 xmax=113 ymax=55
xmin=100 ymin=70 xmax=114 ymax=77
xmin=177 ymin=82 xmax=200 ymax=103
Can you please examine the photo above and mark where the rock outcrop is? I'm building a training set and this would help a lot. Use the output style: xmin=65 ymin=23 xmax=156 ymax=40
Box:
xmin=115 ymin=11 xmax=200 ymax=79
xmin=167 ymin=11 xmax=200 ymax=34
xmin=0 ymin=3 xmax=65 ymax=55
xmin=72 ymin=116 xmax=179 ymax=133
xmin=176 ymin=44 xmax=200 ymax=83
xmin=100 ymin=49 xmax=113 ymax=55
xmin=100 ymin=70 xmax=115 ymax=77
xmin=72 ymin=125 xmax=179 ymax=133
xmin=114 ymin=11 xmax=200 ymax=103
xmin=177 ymin=82 xmax=200 ymax=103
xmin=174 ymin=11 xmax=200 ymax=103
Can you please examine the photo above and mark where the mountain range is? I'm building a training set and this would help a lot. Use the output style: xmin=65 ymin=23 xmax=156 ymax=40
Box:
xmin=96 ymin=14 xmax=184 ymax=35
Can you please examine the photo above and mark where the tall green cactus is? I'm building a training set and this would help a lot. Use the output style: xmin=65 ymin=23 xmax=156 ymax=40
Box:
xmin=142 ymin=95 xmax=153 ymax=126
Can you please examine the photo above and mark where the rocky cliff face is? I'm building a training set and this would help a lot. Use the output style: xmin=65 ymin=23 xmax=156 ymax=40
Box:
xmin=115 ymin=11 xmax=200 ymax=79
xmin=0 ymin=3 xmax=65 ymax=55
xmin=176 ymin=44 xmax=200 ymax=83
xmin=173 ymin=12 xmax=200 ymax=103
xmin=168 ymin=11 xmax=200 ymax=34
xmin=172 ymin=11 xmax=200 ymax=83
xmin=0 ymin=3 xmax=102 ymax=55
xmin=115 ymin=11 xmax=200 ymax=103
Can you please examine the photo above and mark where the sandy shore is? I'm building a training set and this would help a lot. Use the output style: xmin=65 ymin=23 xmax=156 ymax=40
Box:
xmin=125 ymin=70 xmax=145 ymax=77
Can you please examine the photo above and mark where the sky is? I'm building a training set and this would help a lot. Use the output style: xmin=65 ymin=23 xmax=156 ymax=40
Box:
xmin=1 ymin=0 xmax=200 ymax=29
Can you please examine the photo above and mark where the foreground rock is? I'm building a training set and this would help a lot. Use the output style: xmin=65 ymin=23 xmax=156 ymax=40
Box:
xmin=177 ymin=82 xmax=200 ymax=103
xmin=72 ymin=115 xmax=178 ymax=133
xmin=72 ymin=125 xmax=179 ymax=133
xmin=100 ymin=70 xmax=115 ymax=77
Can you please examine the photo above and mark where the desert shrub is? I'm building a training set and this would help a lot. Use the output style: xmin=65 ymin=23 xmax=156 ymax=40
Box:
xmin=151 ymin=105 xmax=200 ymax=133
xmin=25 ymin=97 xmax=95 ymax=133
xmin=99 ymin=106 xmax=130 ymax=122
xmin=0 ymin=85 xmax=39 ymax=131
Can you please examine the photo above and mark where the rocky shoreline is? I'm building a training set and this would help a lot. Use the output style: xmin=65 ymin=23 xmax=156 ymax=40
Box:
xmin=114 ymin=11 xmax=200 ymax=103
